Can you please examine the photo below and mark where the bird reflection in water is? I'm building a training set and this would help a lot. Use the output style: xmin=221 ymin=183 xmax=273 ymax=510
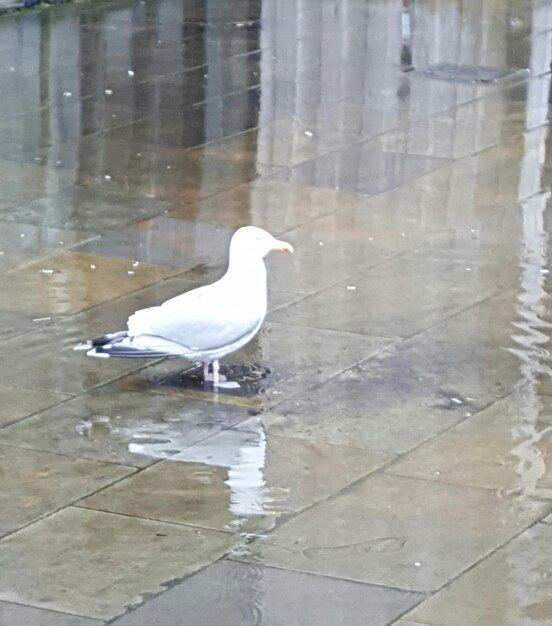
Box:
xmin=128 ymin=418 xmax=284 ymax=518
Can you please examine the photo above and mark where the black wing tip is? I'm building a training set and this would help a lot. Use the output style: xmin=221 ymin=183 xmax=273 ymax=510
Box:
xmin=74 ymin=331 xmax=128 ymax=353
xmin=87 ymin=344 xmax=170 ymax=359
xmin=75 ymin=331 xmax=170 ymax=359
xmin=91 ymin=331 xmax=128 ymax=347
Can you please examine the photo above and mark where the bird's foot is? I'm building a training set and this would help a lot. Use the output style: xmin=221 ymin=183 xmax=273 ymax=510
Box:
xmin=204 ymin=373 xmax=227 ymax=384
xmin=202 ymin=360 xmax=227 ymax=385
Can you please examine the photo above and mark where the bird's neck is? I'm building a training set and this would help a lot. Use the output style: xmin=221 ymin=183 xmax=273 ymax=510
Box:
xmin=225 ymin=255 xmax=267 ymax=287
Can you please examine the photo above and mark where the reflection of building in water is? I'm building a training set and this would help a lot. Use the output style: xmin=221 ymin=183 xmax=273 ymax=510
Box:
xmin=129 ymin=419 xmax=268 ymax=517
xmin=509 ymin=0 xmax=552 ymax=502
xmin=253 ymin=0 xmax=547 ymax=228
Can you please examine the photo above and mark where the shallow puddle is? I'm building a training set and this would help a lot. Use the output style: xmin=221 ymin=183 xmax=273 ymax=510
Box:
xmin=1 ymin=0 xmax=552 ymax=623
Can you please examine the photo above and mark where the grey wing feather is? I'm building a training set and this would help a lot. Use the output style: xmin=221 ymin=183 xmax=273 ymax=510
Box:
xmin=127 ymin=283 xmax=262 ymax=351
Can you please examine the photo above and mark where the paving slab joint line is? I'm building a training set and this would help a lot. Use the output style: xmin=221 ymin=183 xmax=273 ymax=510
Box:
xmin=388 ymin=600 xmax=429 ymax=626
xmin=239 ymin=559 xmax=429 ymax=599
xmin=103 ymin=551 xmax=235 ymax=624
xmin=271 ymin=284 xmax=518 ymax=347
xmin=73 ymin=502 xmax=237 ymax=536
xmin=0 ymin=313 xmax=56 ymax=344
xmin=264 ymin=430 xmax=398 ymax=456
xmin=232 ymin=514 xmax=552 ymax=603
xmin=254 ymin=391 xmax=518 ymax=541
xmin=0 ymin=440 xmax=139 ymax=470
xmin=404 ymin=286 xmax=517 ymax=346
xmin=0 ymin=358 xmax=167 ymax=430
xmin=254 ymin=68 xmax=534 ymax=180
xmin=405 ymin=515 xmax=552 ymax=605
xmin=267 ymin=346 xmax=395 ymax=415
xmin=266 ymin=298 xmax=501 ymax=415
xmin=0 ymin=393 xmax=77 ymax=431
xmin=308 ymin=283 xmax=516 ymax=394
xmin=0 ymin=598 xmax=103 ymax=624
xmin=381 ymin=386 xmax=514 ymax=464
xmin=264 ymin=237 xmax=447 ymax=324
xmin=268 ymin=320 xmax=397 ymax=340
xmin=0 ymin=467 xmax=141 ymax=543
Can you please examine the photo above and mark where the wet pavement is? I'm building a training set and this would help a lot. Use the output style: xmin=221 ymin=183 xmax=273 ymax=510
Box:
xmin=0 ymin=0 xmax=552 ymax=624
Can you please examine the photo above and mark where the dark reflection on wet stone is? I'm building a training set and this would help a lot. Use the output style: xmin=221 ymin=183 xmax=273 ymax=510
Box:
xmin=156 ymin=363 xmax=274 ymax=398
xmin=112 ymin=560 xmax=421 ymax=626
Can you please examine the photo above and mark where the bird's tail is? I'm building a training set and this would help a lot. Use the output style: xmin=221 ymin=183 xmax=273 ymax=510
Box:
xmin=73 ymin=331 xmax=170 ymax=359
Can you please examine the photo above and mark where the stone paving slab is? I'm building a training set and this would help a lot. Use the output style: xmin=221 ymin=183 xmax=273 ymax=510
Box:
xmin=261 ymin=338 xmax=491 ymax=455
xmin=0 ymin=161 xmax=80 ymax=212
xmin=349 ymin=148 xmax=529 ymax=232
xmin=259 ymin=207 xmax=445 ymax=297
xmin=0 ymin=251 xmax=179 ymax=316
xmin=0 ymin=384 xmax=70 ymax=428
xmin=168 ymin=179 xmax=360 ymax=233
xmin=78 ymin=430 xmax=392 ymax=533
xmin=0 ymin=222 xmax=94 ymax=273
xmin=404 ymin=523 xmax=552 ymax=626
xmin=0 ymin=309 xmax=57 ymax=343
xmin=268 ymin=248 xmax=503 ymax=339
xmin=231 ymin=473 xmax=549 ymax=592
xmin=0 ymin=387 xmax=246 ymax=467
xmin=100 ymin=123 xmax=283 ymax=190
xmin=269 ymin=136 xmax=452 ymax=196
xmin=386 ymin=395 xmax=552 ymax=495
xmin=73 ymin=218 xmax=235 ymax=268
xmin=0 ymin=444 xmax=133 ymax=538
xmin=0 ymin=507 xmax=234 ymax=621
xmin=1 ymin=186 xmax=178 ymax=232
xmin=0 ymin=324 xmax=152 ymax=396
xmin=380 ymin=85 xmax=548 ymax=160
xmin=0 ymin=601 xmax=102 ymax=626
xmin=111 ymin=561 xmax=422 ymax=626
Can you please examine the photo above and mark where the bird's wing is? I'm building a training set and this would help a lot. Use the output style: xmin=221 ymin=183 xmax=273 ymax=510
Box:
xmin=127 ymin=281 xmax=263 ymax=352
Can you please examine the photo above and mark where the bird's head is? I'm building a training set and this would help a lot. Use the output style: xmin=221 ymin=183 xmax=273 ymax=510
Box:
xmin=230 ymin=226 xmax=294 ymax=260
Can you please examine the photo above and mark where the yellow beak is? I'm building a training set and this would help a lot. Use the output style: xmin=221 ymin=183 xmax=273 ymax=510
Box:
xmin=273 ymin=240 xmax=294 ymax=253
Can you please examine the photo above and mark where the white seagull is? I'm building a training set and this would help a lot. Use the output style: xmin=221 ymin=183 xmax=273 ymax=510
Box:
xmin=74 ymin=226 xmax=293 ymax=387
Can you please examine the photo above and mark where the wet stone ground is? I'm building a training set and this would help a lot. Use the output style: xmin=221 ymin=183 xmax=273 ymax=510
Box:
xmin=0 ymin=0 xmax=552 ymax=624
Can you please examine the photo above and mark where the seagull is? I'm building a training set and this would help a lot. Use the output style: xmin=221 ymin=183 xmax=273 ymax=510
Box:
xmin=74 ymin=226 xmax=293 ymax=387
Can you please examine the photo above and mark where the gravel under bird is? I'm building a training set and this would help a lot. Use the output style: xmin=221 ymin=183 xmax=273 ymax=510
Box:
xmin=73 ymin=226 xmax=294 ymax=387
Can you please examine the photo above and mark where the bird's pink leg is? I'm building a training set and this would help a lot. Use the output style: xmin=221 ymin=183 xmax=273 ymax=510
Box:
xmin=212 ymin=360 xmax=220 ymax=388
xmin=203 ymin=361 xmax=210 ymax=383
